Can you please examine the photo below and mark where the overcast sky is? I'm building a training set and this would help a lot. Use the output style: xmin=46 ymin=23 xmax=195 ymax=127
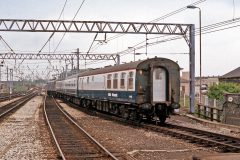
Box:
xmin=0 ymin=0 xmax=240 ymax=80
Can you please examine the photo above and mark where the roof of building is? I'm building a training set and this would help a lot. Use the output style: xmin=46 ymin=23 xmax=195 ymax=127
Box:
xmin=195 ymin=76 xmax=220 ymax=79
xmin=221 ymin=67 xmax=240 ymax=78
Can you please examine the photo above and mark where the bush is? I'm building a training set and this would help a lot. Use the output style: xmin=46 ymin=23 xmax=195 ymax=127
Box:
xmin=208 ymin=82 xmax=240 ymax=100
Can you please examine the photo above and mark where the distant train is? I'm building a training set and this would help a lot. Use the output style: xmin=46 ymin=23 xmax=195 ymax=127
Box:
xmin=47 ymin=57 xmax=180 ymax=123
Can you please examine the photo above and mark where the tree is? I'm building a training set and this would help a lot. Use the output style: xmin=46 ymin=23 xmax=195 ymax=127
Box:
xmin=208 ymin=82 xmax=240 ymax=100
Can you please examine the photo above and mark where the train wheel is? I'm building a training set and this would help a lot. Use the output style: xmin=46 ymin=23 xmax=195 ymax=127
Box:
xmin=159 ymin=115 xmax=166 ymax=124
xmin=155 ymin=104 xmax=167 ymax=124
xmin=123 ymin=111 xmax=129 ymax=120
xmin=113 ymin=104 xmax=120 ymax=115
xmin=82 ymin=100 xmax=87 ymax=108
xmin=122 ymin=108 xmax=130 ymax=120
xmin=146 ymin=115 xmax=153 ymax=122
xmin=129 ymin=109 xmax=141 ymax=122
xmin=135 ymin=113 xmax=142 ymax=123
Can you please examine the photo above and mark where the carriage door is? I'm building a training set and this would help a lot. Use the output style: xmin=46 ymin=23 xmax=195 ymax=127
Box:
xmin=153 ymin=68 xmax=166 ymax=102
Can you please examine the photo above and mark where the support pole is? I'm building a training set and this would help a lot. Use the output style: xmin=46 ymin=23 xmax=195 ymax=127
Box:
xmin=7 ymin=66 xmax=9 ymax=95
xmin=0 ymin=63 xmax=2 ymax=94
xmin=76 ymin=48 xmax=79 ymax=71
xmin=116 ymin=54 xmax=120 ymax=65
xmin=65 ymin=63 xmax=67 ymax=94
xmin=0 ymin=64 xmax=2 ymax=85
xmin=65 ymin=61 xmax=68 ymax=79
xmin=189 ymin=24 xmax=195 ymax=113
xmin=9 ymin=68 xmax=13 ymax=100
xmin=71 ymin=57 xmax=74 ymax=70
xmin=7 ymin=66 xmax=8 ymax=81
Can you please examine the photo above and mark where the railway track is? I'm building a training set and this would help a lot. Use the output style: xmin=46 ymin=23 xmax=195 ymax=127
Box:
xmin=119 ymin=118 xmax=240 ymax=152
xmin=0 ymin=92 xmax=24 ymax=102
xmin=44 ymin=96 xmax=119 ymax=160
xmin=61 ymin=99 xmax=240 ymax=153
xmin=144 ymin=123 xmax=240 ymax=152
xmin=120 ymin=118 xmax=240 ymax=152
xmin=0 ymin=91 xmax=37 ymax=119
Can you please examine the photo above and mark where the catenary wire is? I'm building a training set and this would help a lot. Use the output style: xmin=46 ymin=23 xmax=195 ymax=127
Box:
xmin=83 ymin=17 xmax=240 ymax=67
xmin=89 ymin=0 xmax=206 ymax=52
xmin=53 ymin=0 xmax=86 ymax=53
xmin=37 ymin=0 xmax=68 ymax=55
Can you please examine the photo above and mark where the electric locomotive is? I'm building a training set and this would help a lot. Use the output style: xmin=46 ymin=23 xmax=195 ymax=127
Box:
xmin=47 ymin=57 xmax=180 ymax=123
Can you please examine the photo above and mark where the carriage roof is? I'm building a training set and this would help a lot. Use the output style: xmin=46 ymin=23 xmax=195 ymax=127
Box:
xmin=63 ymin=57 xmax=178 ymax=79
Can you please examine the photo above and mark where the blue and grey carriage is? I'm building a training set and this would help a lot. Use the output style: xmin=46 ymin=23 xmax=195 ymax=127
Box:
xmin=47 ymin=57 xmax=180 ymax=123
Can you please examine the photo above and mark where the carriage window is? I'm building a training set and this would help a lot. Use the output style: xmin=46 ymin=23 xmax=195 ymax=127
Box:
xmin=155 ymin=68 xmax=163 ymax=80
xmin=120 ymin=72 xmax=126 ymax=89
xmin=113 ymin=73 xmax=118 ymax=89
xmin=107 ymin=74 xmax=112 ymax=89
xmin=92 ymin=76 xmax=94 ymax=82
xmin=87 ymin=77 xmax=89 ymax=84
xmin=79 ymin=78 xmax=82 ymax=84
xmin=128 ymin=71 xmax=134 ymax=89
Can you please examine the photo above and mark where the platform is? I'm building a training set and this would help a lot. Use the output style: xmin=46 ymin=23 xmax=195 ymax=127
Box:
xmin=186 ymin=114 xmax=240 ymax=134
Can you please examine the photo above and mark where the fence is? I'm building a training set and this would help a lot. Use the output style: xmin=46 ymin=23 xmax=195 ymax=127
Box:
xmin=196 ymin=95 xmax=224 ymax=122
xmin=181 ymin=93 xmax=240 ymax=125
xmin=180 ymin=93 xmax=224 ymax=122
xmin=197 ymin=103 xmax=223 ymax=122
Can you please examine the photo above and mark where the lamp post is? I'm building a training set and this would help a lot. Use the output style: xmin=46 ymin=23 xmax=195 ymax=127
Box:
xmin=187 ymin=5 xmax=202 ymax=104
xmin=0 ymin=61 xmax=3 ymax=94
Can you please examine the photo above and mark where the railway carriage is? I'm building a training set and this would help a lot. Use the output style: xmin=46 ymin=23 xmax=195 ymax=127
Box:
xmin=47 ymin=57 xmax=180 ymax=123
xmin=46 ymin=80 xmax=56 ymax=96
xmin=63 ymin=76 xmax=77 ymax=96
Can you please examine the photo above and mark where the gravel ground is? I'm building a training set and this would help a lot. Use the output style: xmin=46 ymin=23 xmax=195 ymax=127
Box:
xmin=58 ymin=100 xmax=217 ymax=160
xmin=0 ymin=96 xmax=57 ymax=159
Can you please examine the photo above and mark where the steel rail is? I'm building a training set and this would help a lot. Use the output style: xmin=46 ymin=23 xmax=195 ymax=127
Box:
xmin=44 ymin=96 xmax=119 ymax=160
xmin=43 ymin=96 xmax=65 ymax=160
xmin=0 ymin=91 xmax=37 ymax=118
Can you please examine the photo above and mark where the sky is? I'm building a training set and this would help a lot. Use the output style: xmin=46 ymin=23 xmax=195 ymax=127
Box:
xmin=0 ymin=0 xmax=240 ymax=80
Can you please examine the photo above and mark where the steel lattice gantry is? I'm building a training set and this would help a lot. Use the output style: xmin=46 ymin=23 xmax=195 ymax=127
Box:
xmin=0 ymin=53 xmax=119 ymax=61
xmin=0 ymin=19 xmax=190 ymax=35
xmin=0 ymin=19 xmax=196 ymax=113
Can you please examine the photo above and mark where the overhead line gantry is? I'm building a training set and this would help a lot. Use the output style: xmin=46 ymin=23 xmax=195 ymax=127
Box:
xmin=0 ymin=52 xmax=119 ymax=62
xmin=0 ymin=19 xmax=189 ymax=36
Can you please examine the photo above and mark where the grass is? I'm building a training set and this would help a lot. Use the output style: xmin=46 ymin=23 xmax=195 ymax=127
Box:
xmin=180 ymin=95 xmax=199 ymax=114
xmin=13 ymin=83 xmax=28 ymax=92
